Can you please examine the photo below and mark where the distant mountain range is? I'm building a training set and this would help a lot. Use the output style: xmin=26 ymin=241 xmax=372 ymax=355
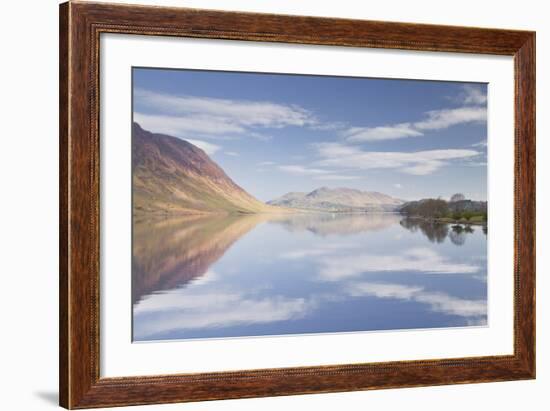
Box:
xmin=268 ymin=187 xmax=404 ymax=212
xmin=133 ymin=123 xmax=276 ymax=215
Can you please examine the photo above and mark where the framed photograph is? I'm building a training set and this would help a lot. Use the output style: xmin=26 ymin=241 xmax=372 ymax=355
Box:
xmin=59 ymin=1 xmax=535 ymax=409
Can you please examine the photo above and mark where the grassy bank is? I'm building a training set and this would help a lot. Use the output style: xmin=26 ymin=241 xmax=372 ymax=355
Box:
xmin=400 ymin=197 xmax=487 ymax=226
xmin=405 ymin=213 xmax=487 ymax=226
xmin=437 ymin=213 xmax=487 ymax=225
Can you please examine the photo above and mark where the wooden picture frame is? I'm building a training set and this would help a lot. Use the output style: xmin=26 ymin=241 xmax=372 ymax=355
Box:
xmin=59 ymin=1 xmax=535 ymax=408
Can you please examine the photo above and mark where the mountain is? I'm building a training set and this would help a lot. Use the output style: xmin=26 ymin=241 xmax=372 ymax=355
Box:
xmin=133 ymin=123 xmax=276 ymax=215
xmin=267 ymin=187 xmax=404 ymax=212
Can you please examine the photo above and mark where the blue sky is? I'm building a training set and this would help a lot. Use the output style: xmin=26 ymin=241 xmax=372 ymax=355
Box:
xmin=133 ymin=68 xmax=487 ymax=202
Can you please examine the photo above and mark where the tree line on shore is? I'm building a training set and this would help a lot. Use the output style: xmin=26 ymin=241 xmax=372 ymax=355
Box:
xmin=399 ymin=193 xmax=487 ymax=224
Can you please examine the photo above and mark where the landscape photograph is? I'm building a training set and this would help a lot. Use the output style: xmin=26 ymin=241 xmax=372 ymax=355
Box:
xmin=131 ymin=68 xmax=488 ymax=342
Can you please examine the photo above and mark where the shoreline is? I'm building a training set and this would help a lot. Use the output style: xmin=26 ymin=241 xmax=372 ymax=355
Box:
xmin=401 ymin=215 xmax=487 ymax=227
xmin=133 ymin=208 xmax=402 ymax=218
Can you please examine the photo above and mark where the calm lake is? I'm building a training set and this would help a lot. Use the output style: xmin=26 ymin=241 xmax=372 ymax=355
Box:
xmin=132 ymin=213 xmax=487 ymax=342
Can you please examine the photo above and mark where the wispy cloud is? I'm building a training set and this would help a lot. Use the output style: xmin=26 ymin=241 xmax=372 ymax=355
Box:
xmin=278 ymin=164 xmax=330 ymax=176
xmin=257 ymin=161 xmax=277 ymax=166
xmin=136 ymin=89 xmax=317 ymax=127
xmin=184 ymin=139 xmax=220 ymax=155
xmin=344 ymin=123 xmax=422 ymax=142
xmin=456 ymin=84 xmax=488 ymax=105
xmin=346 ymin=281 xmax=487 ymax=318
xmin=465 ymin=161 xmax=488 ymax=167
xmin=277 ymin=165 xmax=359 ymax=180
xmin=310 ymin=121 xmax=348 ymax=131
xmin=318 ymin=247 xmax=480 ymax=282
xmin=472 ymin=140 xmax=488 ymax=148
xmin=279 ymin=243 xmax=486 ymax=319
xmin=133 ymin=269 xmax=313 ymax=339
xmin=134 ymin=112 xmax=244 ymax=137
xmin=393 ymin=183 xmax=403 ymax=189
xmin=136 ymin=86 xmax=487 ymax=149
xmin=134 ymin=289 xmax=311 ymax=339
xmin=414 ymin=107 xmax=487 ymax=131
xmin=342 ymin=84 xmax=487 ymax=143
xmin=281 ymin=243 xmax=359 ymax=260
xmin=314 ymin=175 xmax=361 ymax=181
xmin=343 ymin=106 xmax=487 ymax=143
xmin=135 ymin=89 xmax=317 ymax=140
xmin=224 ymin=151 xmax=239 ymax=156
xmin=315 ymin=143 xmax=479 ymax=175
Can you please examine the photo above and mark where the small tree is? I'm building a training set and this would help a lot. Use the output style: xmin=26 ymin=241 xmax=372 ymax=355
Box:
xmin=450 ymin=193 xmax=466 ymax=202
xmin=418 ymin=199 xmax=448 ymax=218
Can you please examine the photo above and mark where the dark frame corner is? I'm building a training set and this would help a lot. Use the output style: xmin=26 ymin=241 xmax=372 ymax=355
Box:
xmin=59 ymin=1 xmax=535 ymax=408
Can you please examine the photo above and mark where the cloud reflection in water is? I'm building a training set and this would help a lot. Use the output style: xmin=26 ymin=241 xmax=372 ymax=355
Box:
xmin=133 ymin=213 xmax=487 ymax=341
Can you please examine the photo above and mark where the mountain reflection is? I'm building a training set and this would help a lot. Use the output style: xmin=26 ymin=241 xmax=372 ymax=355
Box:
xmin=274 ymin=212 xmax=400 ymax=236
xmin=132 ymin=213 xmax=267 ymax=304
xmin=133 ymin=213 xmax=482 ymax=304
xmin=133 ymin=212 xmax=487 ymax=340
xmin=133 ymin=212 xmax=400 ymax=304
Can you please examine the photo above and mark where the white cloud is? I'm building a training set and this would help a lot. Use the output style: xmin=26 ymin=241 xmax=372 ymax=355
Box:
xmin=277 ymin=165 xmax=359 ymax=180
xmin=224 ymin=151 xmax=239 ymax=156
xmin=315 ymin=143 xmax=479 ymax=175
xmin=136 ymin=89 xmax=316 ymax=127
xmin=314 ymin=175 xmax=360 ymax=181
xmin=134 ymin=290 xmax=237 ymax=315
xmin=472 ymin=140 xmax=488 ymax=147
xmin=458 ymin=84 xmax=488 ymax=105
xmin=348 ymin=282 xmax=423 ymax=300
xmin=344 ymin=123 xmax=422 ymax=142
xmin=310 ymin=122 xmax=347 ymax=131
xmin=342 ymin=86 xmax=487 ymax=143
xmin=465 ymin=161 xmax=488 ymax=167
xmin=257 ymin=161 xmax=276 ymax=166
xmin=318 ymin=247 xmax=480 ymax=281
xmin=347 ymin=281 xmax=487 ymax=318
xmin=133 ymin=242 xmax=486 ymax=340
xmin=135 ymin=112 xmax=244 ymax=137
xmin=401 ymin=161 xmax=444 ymax=175
xmin=133 ymin=286 xmax=312 ymax=339
xmin=278 ymin=164 xmax=330 ymax=176
xmin=281 ymin=243 xmax=360 ymax=260
xmin=393 ymin=183 xmax=403 ymax=189
xmin=135 ymin=89 xmax=317 ymax=140
xmin=183 ymin=138 xmax=220 ymax=155
xmin=414 ymin=107 xmax=487 ymax=130
xmin=282 ymin=249 xmax=331 ymax=260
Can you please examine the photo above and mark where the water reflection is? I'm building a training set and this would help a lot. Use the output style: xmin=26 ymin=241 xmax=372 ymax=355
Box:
xmin=276 ymin=212 xmax=399 ymax=236
xmin=400 ymin=218 xmax=449 ymax=243
xmin=132 ymin=213 xmax=268 ymax=304
xmin=133 ymin=212 xmax=487 ymax=341
xmin=399 ymin=217 xmax=481 ymax=246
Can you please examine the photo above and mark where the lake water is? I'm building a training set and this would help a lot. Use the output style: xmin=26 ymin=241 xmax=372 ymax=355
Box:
xmin=132 ymin=213 xmax=487 ymax=342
